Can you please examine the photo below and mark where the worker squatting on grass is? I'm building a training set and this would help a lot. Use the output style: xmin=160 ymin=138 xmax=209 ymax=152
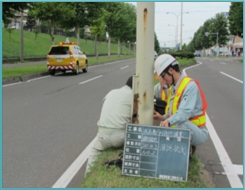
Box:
xmin=85 ymin=76 xmax=133 ymax=174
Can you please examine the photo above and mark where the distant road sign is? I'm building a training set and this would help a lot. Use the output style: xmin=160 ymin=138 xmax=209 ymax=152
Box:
xmin=122 ymin=124 xmax=191 ymax=182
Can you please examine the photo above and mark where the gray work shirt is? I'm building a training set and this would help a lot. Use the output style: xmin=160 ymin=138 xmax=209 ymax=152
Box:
xmin=154 ymin=83 xmax=162 ymax=99
xmin=165 ymin=73 xmax=204 ymax=126
xmin=97 ymin=85 xmax=132 ymax=130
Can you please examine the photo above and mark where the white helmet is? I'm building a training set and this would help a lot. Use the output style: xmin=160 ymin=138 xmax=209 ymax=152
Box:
xmin=154 ymin=54 xmax=178 ymax=76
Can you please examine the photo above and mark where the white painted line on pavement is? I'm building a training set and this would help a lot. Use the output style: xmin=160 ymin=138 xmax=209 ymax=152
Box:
xmin=90 ymin=60 xmax=121 ymax=68
xmin=220 ymin=62 xmax=227 ymax=65
xmin=3 ymin=82 xmax=22 ymax=87
xmin=184 ymin=61 xmax=243 ymax=188
xmin=220 ymin=71 xmax=243 ymax=84
xmin=79 ymin=75 xmax=103 ymax=85
xmin=104 ymin=61 xmax=121 ymax=65
xmin=205 ymin=114 xmax=243 ymax=188
xmin=52 ymin=137 xmax=96 ymax=188
xmin=233 ymin=164 xmax=243 ymax=175
xmin=120 ymin=65 xmax=129 ymax=70
xmin=26 ymin=76 xmax=50 ymax=82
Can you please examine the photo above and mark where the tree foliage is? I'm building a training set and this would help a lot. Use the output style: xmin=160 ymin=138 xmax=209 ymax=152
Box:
xmin=2 ymin=2 xmax=30 ymax=25
xmin=228 ymin=2 xmax=243 ymax=37
xmin=30 ymin=2 xmax=73 ymax=45
xmin=154 ymin=32 xmax=161 ymax=53
xmin=25 ymin=13 xmax=36 ymax=32
xmin=3 ymin=2 xmax=163 ymax=57
xmin=59 ymin=2 xmax=105 ymax=45
xmin=186 ymin=13 xmax=229 ymax=52
xmin=209 ymin=13 xmax=229 ymax=46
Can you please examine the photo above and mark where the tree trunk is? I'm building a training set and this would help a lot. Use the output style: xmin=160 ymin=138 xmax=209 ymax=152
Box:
xmin=20 ymin=11 xmax=24 ymax=62
xmin=108 ymin=36 xmax=111 ymax=58
xmin=129 ymin=43 xmax=131 ymax=54
xmin=76 ymin=23 xmax=80 ymax=45
xmin=51 ymin=20 xmax=55 ymax=45
xmin=118 ymin=39 xmax=120 ymax=57
xmin=124 ymin=42 xmax=126 ymax=55
xmin=94 ymin=36 xmax=97 ymax=57
xmin=95 ymin=36 xmax=99 ymax=59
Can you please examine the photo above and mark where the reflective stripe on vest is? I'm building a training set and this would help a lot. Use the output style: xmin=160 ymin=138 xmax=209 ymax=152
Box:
xmin=165 ymin=86 xmax=172 ymax=114
xmin=161 ymin=89 xmax=167 ymax=101
xmin=168 ymin=76 xmax=207 ymax=128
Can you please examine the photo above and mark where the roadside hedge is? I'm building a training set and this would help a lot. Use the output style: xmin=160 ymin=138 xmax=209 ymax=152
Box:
xmin=170 ymin=52 xmax=194 ymax=59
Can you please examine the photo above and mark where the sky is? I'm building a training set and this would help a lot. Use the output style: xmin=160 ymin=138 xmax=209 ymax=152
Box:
xmin=128 ymin=2 xmax=231 ymax=48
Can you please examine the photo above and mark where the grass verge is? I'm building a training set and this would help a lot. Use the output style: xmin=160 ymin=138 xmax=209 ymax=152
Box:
xmin=81 ymin=148 xmax=207 ymax=188
xmin=3 ymin=28 xmax=132 ymax=58
xmin=2 ymin=55 xmax=135 ymax=79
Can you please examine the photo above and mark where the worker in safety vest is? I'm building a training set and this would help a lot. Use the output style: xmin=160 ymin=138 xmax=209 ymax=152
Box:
xmin=153 ymin=54 xmax=209 ymax=146
xmin=85 ymin=76 xmax=133 ymax=174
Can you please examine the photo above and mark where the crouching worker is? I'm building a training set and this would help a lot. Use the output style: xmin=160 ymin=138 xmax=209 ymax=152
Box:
xmin=153 ymin=54 xmax=209 ymax=147
xmin=85 ymin=76 xmax=133 ymax=174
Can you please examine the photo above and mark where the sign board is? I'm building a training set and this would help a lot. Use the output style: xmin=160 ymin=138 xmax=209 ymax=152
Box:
xmin=122 ymin=124 xmax=191 ymax=182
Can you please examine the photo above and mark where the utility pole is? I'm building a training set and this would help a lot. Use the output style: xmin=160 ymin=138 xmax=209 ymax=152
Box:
xmin=132 ymin=2 xmax=154 ymax=125
xmin=180 ymin=2 xmax=183 ymax=50
xmin=167 ymin=7 xmax=188 ymax=51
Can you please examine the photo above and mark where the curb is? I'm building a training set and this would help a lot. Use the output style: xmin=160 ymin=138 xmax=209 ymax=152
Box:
xmin=3 ymin=72 xmax=49 ymax=85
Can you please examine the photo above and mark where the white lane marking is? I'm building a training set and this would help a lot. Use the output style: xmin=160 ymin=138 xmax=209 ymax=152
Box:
xmin=104 ymin=61 xmax=121 ymax=65
xmin=3 ymin=82 xmax=22 ymax=87
xmin=89 ymin=60 xmax=121 ymax=68
xmin=26 ymin=76 xmax=50 ymax=82
xmin=79 ymin=75 xmax=103 ymax=84
xmin=215 ymin=165 xmax=243 ymax=176
xmin=79 ymin=75 xmax=103 ymax=85
xmin=210 ymin=59 xmax=214 ymax=62
xmin=220 ymin=62 xmax=227 ymax=65
xmin=205 ymin=114 xmax=243 ymax=188
xmin=233 ymin=165 xmax=243 ymax=175
xmin=120 ymin=65 xmax=129 ymax=70
xmin=220 ymin=72 xmax=243 ymax=84
xmin=52 ymin=137 xmax=96 ymax=188
xmin=184 ymin=61 xmax=243 ymax=188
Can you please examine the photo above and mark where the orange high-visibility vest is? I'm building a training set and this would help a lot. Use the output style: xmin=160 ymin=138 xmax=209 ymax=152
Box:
xmin=166 ymin=76 xmax=207 ymax=128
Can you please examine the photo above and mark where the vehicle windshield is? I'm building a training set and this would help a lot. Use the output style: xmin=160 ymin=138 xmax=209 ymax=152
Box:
xmin=49 ymin=47 xmax=69 ymax=55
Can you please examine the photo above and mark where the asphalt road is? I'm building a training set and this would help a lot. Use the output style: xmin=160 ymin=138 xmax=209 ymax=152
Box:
xmin=186 ymin=57 xmax=243 ymax=188
xmin=3 ymin=58 xmax=136 ymax=188
xmin=3 ymin=57 xmax=243 ymax=188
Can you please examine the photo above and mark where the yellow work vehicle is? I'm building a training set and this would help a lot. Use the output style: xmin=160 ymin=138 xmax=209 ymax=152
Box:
xmin=47 ymin=40 xmax=88 ymax=75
